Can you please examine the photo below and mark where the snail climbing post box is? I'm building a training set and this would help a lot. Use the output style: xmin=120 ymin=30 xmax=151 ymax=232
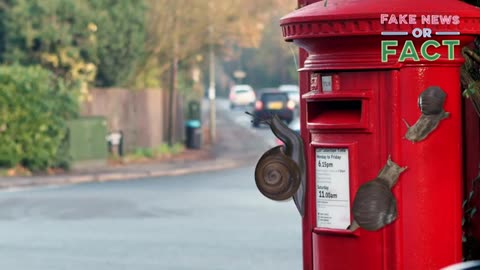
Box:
xmin=279 ymin=0 xmax=480 ymax=269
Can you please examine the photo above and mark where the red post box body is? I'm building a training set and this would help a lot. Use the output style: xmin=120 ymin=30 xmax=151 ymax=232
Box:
xmin=281 ymin=1 xmax=480 ymax=269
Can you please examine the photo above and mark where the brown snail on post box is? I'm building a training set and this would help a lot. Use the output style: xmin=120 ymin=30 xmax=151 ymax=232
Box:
xmin=246 ymin=112 xmax=306 ymax=217
xmin=403 ymin=86 xmax=450 ymax=142
xmin=348 ymin=156 xmax=407 ymax=231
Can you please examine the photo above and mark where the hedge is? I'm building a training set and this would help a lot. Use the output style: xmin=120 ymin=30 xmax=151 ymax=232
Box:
xmin=0 ymin=65 xmax=78 ymax=171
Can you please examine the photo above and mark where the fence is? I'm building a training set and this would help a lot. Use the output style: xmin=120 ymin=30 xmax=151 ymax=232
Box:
xmin=81 ymin=88 xmax=185 ymax=153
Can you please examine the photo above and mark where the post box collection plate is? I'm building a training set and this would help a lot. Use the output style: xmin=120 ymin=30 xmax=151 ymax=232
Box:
xmin=315 ymin=148 xmax=350 ymax=229
xmin=321 ymin=75 xmax=332 ymax=92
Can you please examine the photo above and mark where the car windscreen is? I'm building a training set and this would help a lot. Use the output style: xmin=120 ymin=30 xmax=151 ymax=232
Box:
xmin=235 ymin=89 xmax=250 ymax=94
xmin=262 ymin=93 xmax=288 ymax=103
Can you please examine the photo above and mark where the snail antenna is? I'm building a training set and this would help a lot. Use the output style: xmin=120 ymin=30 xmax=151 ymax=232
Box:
xmin=245 ymin=111 xmax=273 ymax=126
xmin=245 ymin=111 xmax=255 ymax=119
xmin=402 ymin=118 xmax=411 ymax=128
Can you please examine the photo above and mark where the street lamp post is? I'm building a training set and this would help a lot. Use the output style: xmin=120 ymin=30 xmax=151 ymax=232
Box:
xmin=208 ymin=25 xmax=216 ymax=144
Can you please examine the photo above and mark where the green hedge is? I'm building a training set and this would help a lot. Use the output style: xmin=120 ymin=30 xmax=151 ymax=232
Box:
xmin=0 ymin=65 xmax=78 ymax=171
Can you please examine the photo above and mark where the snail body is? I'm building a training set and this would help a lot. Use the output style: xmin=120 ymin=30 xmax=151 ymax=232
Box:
xmin=404 ymin=111 xmax=450 ymax=142
xmin=404 ymin=86 xmax=449 ymax=143
xmin=246 ymin=112 xmax=306 ymax=216
xmin=349 ymin=156 xmax=407 ymax=231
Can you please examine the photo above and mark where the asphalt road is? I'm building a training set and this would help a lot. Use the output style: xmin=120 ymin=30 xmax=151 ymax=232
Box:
xmin=0 ymin=96 xmax=303 ymax=270
xmin=202 ymin=98 xmax=299 ymax=164
xmin=0 ymin=167 xmax=302 ymax=270
xmin=215 ymin=98 xmax=278 ymax=147
xmin=0 ymin=97 xmax=302 ymax=270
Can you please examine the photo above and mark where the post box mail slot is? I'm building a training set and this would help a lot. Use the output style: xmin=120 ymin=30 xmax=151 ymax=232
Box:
xmin=305 ymin=91 xmax=372 ymax=131
xmin=309 ymin=100 xmax=361 ymax=123
xmin=307 ymin=99 xmax=364 ymax=129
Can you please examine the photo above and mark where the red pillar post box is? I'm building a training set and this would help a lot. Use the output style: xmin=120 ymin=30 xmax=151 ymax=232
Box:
xmin=280 ymin=1 xmax=480 ymax=269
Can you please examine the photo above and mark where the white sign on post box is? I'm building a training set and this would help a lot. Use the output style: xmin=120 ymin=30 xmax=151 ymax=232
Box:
xmin=321 ymin=75 xmax=332 ymax=92
xmin=316 ymin=148 xmax=351 ymax=230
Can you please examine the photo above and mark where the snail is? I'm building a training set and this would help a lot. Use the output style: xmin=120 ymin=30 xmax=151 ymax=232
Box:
xmin=348 ymin=155 xmax=407 ymax=231
xmin=245 ymin=112 xmax=306 ymax=217
xmin=403 ymin=86 xmax=450 ymax=143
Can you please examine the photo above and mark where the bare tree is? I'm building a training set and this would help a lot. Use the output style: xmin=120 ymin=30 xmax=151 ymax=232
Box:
xmin=139 ymin=0 xmax=296 ymax=144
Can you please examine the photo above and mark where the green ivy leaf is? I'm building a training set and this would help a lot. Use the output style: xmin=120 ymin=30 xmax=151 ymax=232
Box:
xmin=471 ymin=207 xmax=477 ymax=218
xmin=469 ymin=190 xmax=475 ymax=201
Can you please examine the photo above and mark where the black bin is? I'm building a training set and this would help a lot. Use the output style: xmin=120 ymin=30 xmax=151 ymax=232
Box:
xmin=185 ymin=120 xmax=202 ymax=149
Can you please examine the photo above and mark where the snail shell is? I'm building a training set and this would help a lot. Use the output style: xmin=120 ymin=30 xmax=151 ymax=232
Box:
xmin=352 ymin=180 xmax=397 ymax=231
xmin=350 ymin=156 xmax=407 ymax=231
xmin=254 ymin=146 xmax=301 ymax=201
xmin=418 ymin=86 xmax=446 ymax=115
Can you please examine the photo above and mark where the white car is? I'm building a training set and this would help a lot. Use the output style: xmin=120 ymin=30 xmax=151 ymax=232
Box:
xmin=278 ymin=84 xmax=300 ymax=107
xmin=229 ymin=84 xmax=256 ymax=109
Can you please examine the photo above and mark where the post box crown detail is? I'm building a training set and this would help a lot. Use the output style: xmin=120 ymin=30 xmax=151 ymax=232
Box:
xmin=280 ymin=0 xmax=480 ymax=40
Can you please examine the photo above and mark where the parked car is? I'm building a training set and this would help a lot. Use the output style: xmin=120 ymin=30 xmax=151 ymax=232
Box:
xmin=251 ymin=89 xmax=295 ymax=128
xmin=278 ymin=84 xmax=300 ymax=107
xmin=229 ymin=84 xmax=256 ymax=109
xmin=275 ymin=117 xmax=300 ymax=145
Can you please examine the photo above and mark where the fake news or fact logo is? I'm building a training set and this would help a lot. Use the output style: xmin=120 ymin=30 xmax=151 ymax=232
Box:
xmin=380 ymin=14 xmax=460 ymax=62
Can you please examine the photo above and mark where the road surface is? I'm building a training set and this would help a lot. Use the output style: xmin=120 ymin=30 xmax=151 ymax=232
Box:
xmin=0 ymin=167 xmax=302 ymax=270
xmin=0 ymin=98 xmax=303 ymax=270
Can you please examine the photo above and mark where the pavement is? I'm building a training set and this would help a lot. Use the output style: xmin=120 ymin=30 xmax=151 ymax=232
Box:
xmin=0 ymin=98 xmax=272 ymax=190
